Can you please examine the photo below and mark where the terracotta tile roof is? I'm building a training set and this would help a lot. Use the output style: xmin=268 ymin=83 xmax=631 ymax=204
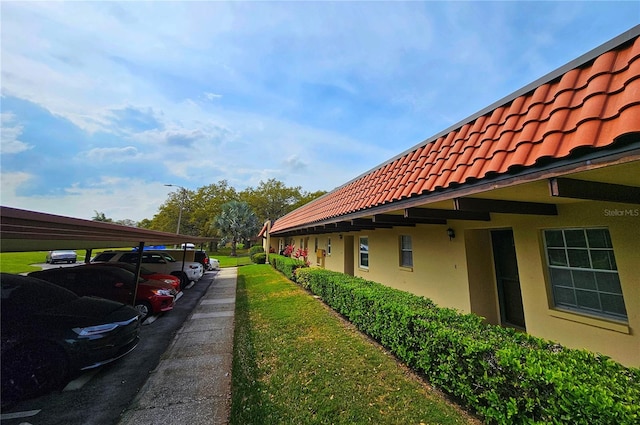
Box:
xmin=271 ymin=30 xmax=640 ymax=234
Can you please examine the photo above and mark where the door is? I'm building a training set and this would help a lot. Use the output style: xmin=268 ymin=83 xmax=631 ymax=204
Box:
xmin=491 ymin=230 xmax=526 ymax=329
xmin=344 ymin=236 xmax=354 ymax=276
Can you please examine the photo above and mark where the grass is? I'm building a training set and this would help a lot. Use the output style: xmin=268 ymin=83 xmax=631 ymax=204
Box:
xmin=0 ymin=249 xmax=250 ymax=274
xmin=0 ymin=251 xmax=88 ymax=274
xmin=215 ymin=254 xmax=252 ymax=268
xmin=231 ymin=264 xmax=477 ymax=425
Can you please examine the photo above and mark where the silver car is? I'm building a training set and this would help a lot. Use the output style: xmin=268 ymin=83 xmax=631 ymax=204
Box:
xmin=46 ymin=250 xmax=77 ymax=264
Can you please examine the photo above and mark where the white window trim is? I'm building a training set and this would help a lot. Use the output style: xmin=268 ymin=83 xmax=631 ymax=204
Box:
xmin=399 ymin=235 xmax=413 ymax=269
xmin=543 ymin=227 xmax=627 ymax=322
xmin=359 ymin=236 xmax=369 ymax=269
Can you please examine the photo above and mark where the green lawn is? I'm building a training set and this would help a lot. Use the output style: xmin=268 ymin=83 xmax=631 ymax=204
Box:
xmin=0 ymin=251 xmax=84 ymax=274
xmin=0 ymin=250 xmax=250 ymax=274
xmin=231 ymin=264 xmax=478 ymax=425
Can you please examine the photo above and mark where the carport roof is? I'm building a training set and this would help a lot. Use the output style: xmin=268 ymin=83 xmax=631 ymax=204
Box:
xmin=0 ymin=206 xmax=214 ymax=252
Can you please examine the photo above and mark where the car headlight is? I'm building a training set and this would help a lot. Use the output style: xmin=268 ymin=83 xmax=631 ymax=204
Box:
xmin=73 ymin=323 xmax=119 ymax=336
xmin=161 ymin=278 xmax=176 ymax=285
xmin=151 ymin=289 xmax=172 ymax=296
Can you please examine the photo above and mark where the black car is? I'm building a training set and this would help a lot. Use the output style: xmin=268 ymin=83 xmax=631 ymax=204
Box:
xmin=1 ymin=273 xmax=140 ymax=405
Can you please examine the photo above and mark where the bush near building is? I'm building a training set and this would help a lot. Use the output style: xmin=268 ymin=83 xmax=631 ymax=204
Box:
xmin=292 ymin=267 xmax=640 ymax=425
xmin=248 ymin=245 xmax=265 ymax=264
xmin=269 ymin=254 xmax=308 ymax=281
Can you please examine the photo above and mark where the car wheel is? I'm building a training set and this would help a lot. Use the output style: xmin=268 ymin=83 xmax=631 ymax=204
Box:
xmin=172 ymin=272 xmax=189 ymax=290
xmin=134 ymin=301 xmax=152 ymax=321
xmin=1 ymin=343 xmax=68 ymax=405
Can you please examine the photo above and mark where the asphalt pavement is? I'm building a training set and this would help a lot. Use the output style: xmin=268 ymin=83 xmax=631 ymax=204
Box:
xmin=117 ymin=266 xmax=237 ymax=425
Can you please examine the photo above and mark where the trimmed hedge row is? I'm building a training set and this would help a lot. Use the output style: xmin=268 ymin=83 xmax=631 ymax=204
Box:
xmin=249 ymin=246 xmax=266 ymax=264
xmin=294 ymin=267 xmax=640 ymax=425
xmin=268 ymin=254 xmax=308 ymax=280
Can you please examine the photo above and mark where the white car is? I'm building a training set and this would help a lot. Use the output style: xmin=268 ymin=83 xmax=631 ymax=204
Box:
xmin=46 ymin=250 xmax=77 ymax=264
xmin=91 ymin=250 xmax=203 ymax=289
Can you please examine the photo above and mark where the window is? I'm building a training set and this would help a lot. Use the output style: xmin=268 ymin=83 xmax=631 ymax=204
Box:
xmin=314 ymin=238 xmax=318 ymax=253
xmin=544 ymin=228 xmax=627 ymax=320
xmin=400 ymin=235 xmax=413 ymax=267
xmin=359 ymin=236 xmax=369 ymax=269
xmin=327 ymin=237 xmax=332 ymax=255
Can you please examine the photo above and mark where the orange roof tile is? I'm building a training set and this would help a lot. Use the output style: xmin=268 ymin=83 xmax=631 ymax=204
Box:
xmin=271 ymin=30 xmax=640 ymax=234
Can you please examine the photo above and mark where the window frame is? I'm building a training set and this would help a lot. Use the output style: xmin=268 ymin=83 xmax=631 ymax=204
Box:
xmin=399 ymin=235 xmax=413 ymax=268
xmin=359 ymin=236 xmax=369 ymax=269
xmin=327 ymin=237 xmax=332 ymax=256
xmin=543 ymin=227 xmax=627 ymax=322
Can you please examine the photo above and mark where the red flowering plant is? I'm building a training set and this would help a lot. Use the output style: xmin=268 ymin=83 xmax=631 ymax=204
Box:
xmin=282 ymin=245 xmax=294 ymax=257
xmin=293 ymin=248 xmax=310 ymax=266
xmin=293 ymin=248 xmax=307 ymax=259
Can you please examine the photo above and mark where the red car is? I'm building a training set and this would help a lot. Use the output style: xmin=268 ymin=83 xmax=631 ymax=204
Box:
xmin=89 ymin=261 xmax=182 ymax=293
xmin=29 ymin=264 xmax=177 ymax=321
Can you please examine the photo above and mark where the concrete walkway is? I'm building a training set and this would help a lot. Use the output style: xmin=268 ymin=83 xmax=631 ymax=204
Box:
xmin=118 ymin=267 xmax=237 ymax=425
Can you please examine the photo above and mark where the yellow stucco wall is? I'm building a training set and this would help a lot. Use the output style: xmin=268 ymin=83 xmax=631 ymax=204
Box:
xmin=269 ymin=201 xmax=639 ymax=366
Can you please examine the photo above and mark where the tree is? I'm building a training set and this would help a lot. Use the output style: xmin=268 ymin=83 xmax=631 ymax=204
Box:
xmin=191 ymin=181 xmax=238 ymax=237
xmin=240 ymin=178 xmax=326 ymax=224
xmin=290 ymin=190 xmax=328 ymax=211
xmin=214 ymin=201 xmax=260 ymax=257
xmin=92 ymin=211 xmax=113 ymax=222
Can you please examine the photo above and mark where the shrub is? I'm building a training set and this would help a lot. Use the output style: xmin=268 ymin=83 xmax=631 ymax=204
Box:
xmin=248 ymin=245 xmax=264 ymax=257
xmin=251 ymin=253 xmax=266 ymax=264
xmin=268 ymin=254 xmax=308 ymax=281
xmin=249 ymin=246 xmax=265 ymax=264
xmin=293 ymin=267 xmax=640 ymax=425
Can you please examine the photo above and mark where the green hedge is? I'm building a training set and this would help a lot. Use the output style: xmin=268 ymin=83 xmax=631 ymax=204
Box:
xmin=251 ymin=253 xmax=266 ymax=264
xmin=294 ymin=267 xmax=640 ymax=425
xmin=268 ymin=254 xmax=308 ymax=281
xmin=249 ymin=246 xmax=265 ymax=264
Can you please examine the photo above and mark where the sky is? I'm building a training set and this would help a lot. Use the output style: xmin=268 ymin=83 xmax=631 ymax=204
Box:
xmin=1 ymin=1 xmax=638 ymax=222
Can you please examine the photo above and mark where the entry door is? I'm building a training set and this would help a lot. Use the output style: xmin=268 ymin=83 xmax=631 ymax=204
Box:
xmin=491 ymin=230 xmax=526 ymax=329
xmin=344 ymin=236 xmax=354 ymax=276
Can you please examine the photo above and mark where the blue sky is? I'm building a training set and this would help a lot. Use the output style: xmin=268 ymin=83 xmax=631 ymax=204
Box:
xmin=1 ymin=2 xmax=638 ymax=222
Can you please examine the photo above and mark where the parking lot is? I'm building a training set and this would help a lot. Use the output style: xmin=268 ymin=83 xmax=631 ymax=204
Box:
xmin=1 ymin=270 xmax=219 ymax=425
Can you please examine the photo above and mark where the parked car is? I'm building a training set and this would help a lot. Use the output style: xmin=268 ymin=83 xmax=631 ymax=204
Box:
xmin=29 ymin=264 xmax=177 ymax=321
xmin=150 ymin=251 xmax=205 ymax=281
xmin=87 ymin=261 xmax=182 ymax=294
xmin=92 ymin=250 xmax=203 ymax=289
xmin=46 ymin=250 xmax=77 ymax=264
xmin=1 ymin=273 xmax=140 ymax=405
xmin=194 ymin=250 xmax=220 ymax=271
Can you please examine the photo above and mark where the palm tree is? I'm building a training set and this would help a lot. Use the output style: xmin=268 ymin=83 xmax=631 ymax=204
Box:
xmin=214 ymin=201 xmax=260 ymax=256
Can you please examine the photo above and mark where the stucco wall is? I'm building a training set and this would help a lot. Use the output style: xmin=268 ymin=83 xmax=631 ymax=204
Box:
xmin=269 ymin=200 xmax=639 ymax=366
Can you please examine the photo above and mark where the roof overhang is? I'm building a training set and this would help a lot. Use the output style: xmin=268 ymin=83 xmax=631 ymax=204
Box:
xmin=0 ymin=206 xmax=214 ymax=252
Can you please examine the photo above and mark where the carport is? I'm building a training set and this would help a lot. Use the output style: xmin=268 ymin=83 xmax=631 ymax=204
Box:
xmin=0 ymin=206 xmax=212 ymax=254
xmin=0 ymin=205 xmax=214 ymax=299
xmin=1 ymin=206 xmax=223 ymax=416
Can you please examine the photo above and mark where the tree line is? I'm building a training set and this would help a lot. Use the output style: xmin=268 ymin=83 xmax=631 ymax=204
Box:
xmin=93 ymin=178 xmax=326 ymax=250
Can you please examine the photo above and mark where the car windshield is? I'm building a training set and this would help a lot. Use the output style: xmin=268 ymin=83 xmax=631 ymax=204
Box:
xmin=158 ymin=253 xmax=176 ymax=262
xmin=1 ymin=274 xmax=77 ymax=311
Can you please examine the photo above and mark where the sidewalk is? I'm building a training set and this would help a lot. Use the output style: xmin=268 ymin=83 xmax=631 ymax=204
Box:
xmin=118 ymin=267 xmax=237 ymax=425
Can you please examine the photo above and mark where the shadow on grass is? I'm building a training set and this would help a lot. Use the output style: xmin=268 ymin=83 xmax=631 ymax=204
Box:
xmin=230 ymin=273 xmax=277 ymax=424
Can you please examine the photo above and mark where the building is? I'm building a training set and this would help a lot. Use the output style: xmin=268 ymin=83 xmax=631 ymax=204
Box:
xmin=262 ymin=27 xmax=640 ymax=367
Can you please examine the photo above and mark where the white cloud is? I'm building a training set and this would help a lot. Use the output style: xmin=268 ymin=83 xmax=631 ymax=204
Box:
xmin=1 ymin=173 xmax=172 ymax=222
xmin=0 ymin=113 xmax=33 ymax=154
xmin=204 ymin=92 xmax=223 ymax=101
xmin=1 ymin=1 xmax=637 ymax=224
xmin=80 ymin=146 xmax=140 ymax=162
